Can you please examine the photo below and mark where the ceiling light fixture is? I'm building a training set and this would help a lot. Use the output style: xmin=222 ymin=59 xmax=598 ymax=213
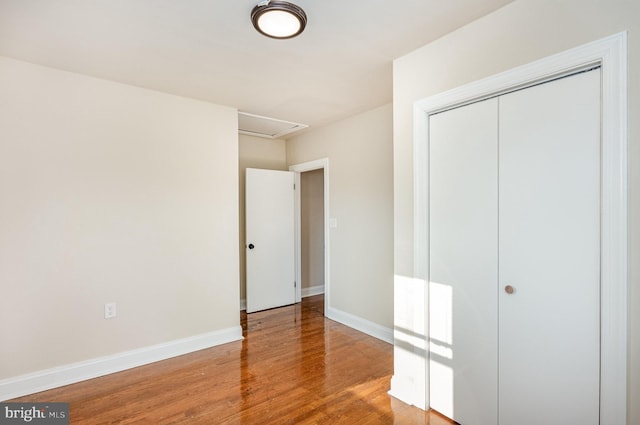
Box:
xmin=251 ymin=0 xmax=307 ymax=39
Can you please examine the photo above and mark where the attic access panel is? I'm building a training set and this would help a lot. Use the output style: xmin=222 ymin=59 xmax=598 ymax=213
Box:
xmin=238 ymin=112 xmax=308 ymax=139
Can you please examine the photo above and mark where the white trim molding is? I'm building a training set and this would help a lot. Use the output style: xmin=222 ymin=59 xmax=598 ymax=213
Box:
xmin=301 ymin=284 xmax=325 ymax=298
xmin=391 ymin=32 xmax=627 ymax=424
xmin=0 ymin=326 xmax=243 ymax=401
xmin=327 ymin=307 xmax=393 ymax=344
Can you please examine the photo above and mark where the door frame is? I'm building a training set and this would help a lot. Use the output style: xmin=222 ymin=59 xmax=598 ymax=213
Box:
xmin=405 ymin=32 xmax=627 ymax=423
xmin=290 ymin=158 xmax=330 ymax=315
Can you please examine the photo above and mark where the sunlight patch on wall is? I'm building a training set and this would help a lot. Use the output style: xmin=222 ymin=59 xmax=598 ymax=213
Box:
xmin=389 ymin=274 xmax=427 ymax=409
xmin=429 ymin=281 xmax=454 ymax=419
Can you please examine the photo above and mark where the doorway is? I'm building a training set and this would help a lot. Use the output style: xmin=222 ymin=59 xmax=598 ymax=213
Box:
xmin=300 ymin=169 xmax=325 ymax=298
xmin=290 ymin=158 xmax=330 ymax=316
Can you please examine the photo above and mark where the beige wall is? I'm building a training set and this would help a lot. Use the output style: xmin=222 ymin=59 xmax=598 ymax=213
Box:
xmin=301 ymin=169 xmax=325 ymax=290
xmin=393 ymin=0 xmax=639 ymax=422
xmin=0 ymin=57 xmax=240 ymax=379
xmin=238 ymin=135 xmax=287 ymax=302
xmin=287 ymin=103 xmax=394 ymax=329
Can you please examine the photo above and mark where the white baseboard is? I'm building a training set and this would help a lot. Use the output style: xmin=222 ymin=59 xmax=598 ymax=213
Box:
xmin=302 ymin=284 xmax=325 ymax=298
xmin=240 ymin=285 xmax=324 ymax=311
xmin=0 ymin=326 xmax=243 ymax=401
xmin=326 ymin=306 xmax=393 ymax=344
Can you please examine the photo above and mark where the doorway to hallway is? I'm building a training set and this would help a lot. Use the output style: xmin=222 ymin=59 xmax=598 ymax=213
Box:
xmin=300 ymin=168 xmax=325 ymax=299
xmin=290 ymin=158 xmax=330 ymax=316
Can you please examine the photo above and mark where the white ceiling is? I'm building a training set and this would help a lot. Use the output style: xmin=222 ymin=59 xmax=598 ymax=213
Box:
xmin=0 ymin=0 xmax=513 ymax=132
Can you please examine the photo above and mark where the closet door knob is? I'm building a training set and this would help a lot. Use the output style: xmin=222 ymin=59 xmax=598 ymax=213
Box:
xmin=505 ymin=285 xmax=515 ymax=294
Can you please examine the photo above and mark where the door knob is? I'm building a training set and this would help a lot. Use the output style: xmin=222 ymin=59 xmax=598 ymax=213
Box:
xmin=248 ymin=243 xmax=255 ymax=250
xmin=505 ymin=285 xmax=515 ymax=294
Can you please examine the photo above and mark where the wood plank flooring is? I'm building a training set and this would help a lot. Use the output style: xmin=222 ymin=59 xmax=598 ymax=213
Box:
xmin=11 ymin=295 xmax=454 ymax=424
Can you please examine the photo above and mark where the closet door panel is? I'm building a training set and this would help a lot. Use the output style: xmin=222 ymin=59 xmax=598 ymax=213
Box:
xmin=498 ymin=70 xmax=601 ymax=425
xmin=429 ymin=98 xmax=498 ymax=425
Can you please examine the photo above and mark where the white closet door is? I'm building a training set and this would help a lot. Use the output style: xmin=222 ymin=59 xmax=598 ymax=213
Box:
xmin=498 ymin=69 xmax=601 ymax=425
xmin=429 ymin=98 xmax=499 ymax=425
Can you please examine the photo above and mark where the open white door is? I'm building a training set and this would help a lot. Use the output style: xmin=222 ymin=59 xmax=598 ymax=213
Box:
xmin=245 ymin=168 xmax=296 ymax=313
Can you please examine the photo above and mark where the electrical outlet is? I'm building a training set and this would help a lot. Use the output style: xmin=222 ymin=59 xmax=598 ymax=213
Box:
xmin=104 ymin=302 xmax=117 ymax=319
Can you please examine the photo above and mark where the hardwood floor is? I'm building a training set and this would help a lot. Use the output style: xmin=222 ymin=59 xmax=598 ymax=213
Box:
xmin=11 ymin=295 xmax=454 ymax=424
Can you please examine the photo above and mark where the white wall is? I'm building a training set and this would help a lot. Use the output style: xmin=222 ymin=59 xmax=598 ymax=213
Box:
xmin=287 ymin=104 xmax=394 ymax=332
xmin=393 ymin=0 xmax=639 ymax=422
xmin=0 ymin=57 xmax=240 ymax=383
xmin=238 ymin=135 xmax=287 ymax=304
